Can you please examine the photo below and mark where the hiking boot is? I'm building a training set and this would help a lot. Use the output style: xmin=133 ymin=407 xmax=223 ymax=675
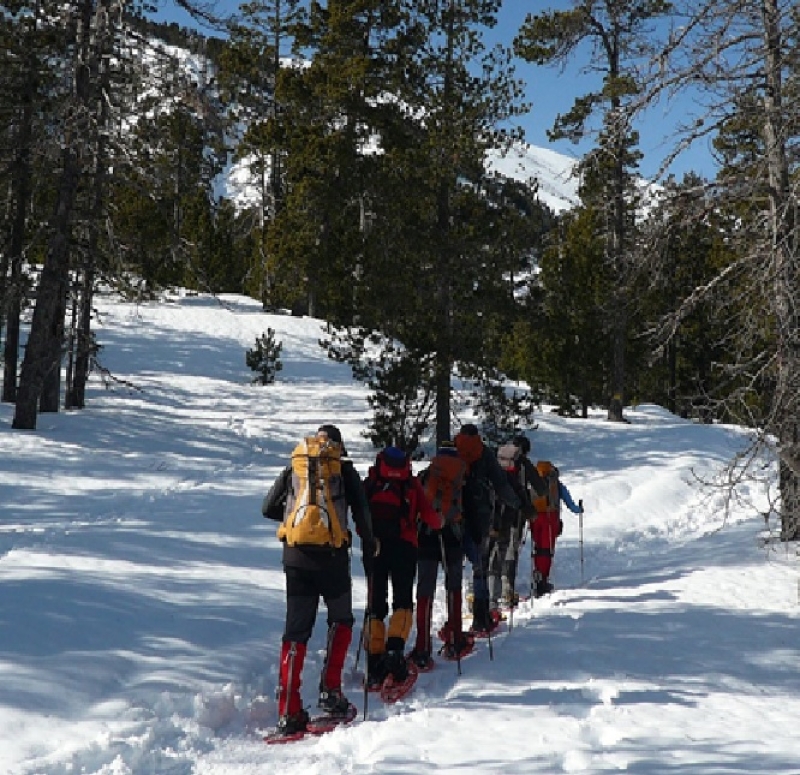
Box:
xmin=317 ymin=687 xmax=350 ymax=715
xmin=502 ymin=582 xmax=520 ymax=607
xmin=276 ymin=708 xmax=309 ymax=735
xmin=366 ymin=652 xmax=387 ymax=690
xmin=384 ymin=649 xmax=409 ymax=683
xmin=407 ymin=648 xmax=434 ymax=671
xmin=471 ymin=597 xmax=492 ymax=633
xmin=440 ymin=633 xmax=474 ymax=660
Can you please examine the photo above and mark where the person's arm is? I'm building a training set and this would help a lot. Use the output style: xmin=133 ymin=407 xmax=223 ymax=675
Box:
xmin=343 ymin=461 xmax=375 ymax=546
xmin=412 ymin=478 xmax=443 ymax=530
xmin=559 ymin=482 xmax=582 ymax=514
xmin=261 ymin=466 xmax=291 ymax=521
xmin=487 ymin=452 xmax=521 ymax=510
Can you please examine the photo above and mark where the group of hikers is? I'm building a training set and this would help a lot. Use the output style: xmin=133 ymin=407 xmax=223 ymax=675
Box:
xmin=262 ymin=422 xmax=583 ymax=737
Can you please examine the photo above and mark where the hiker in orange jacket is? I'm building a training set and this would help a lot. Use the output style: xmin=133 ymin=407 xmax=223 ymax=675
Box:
xmin=411 ymin=441 xmax=471 ymax=668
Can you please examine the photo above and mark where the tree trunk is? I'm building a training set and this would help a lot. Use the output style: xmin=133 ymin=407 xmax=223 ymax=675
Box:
xmin=69 ymin=264 xmax=94 ymax=409
xmin=12 ymin=0 xmax=94 ymax=429
xmin=2 ymin=72 xmax=34 ymax=404
xmin=12 ymin=149 xmax=79 ymax=429
xmin=760 ymin=0 xmax=800 ymax=540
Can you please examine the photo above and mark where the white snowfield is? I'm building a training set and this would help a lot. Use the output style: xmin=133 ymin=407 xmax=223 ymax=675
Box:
xmin=1 ymin=291 xmax=798 ymax=775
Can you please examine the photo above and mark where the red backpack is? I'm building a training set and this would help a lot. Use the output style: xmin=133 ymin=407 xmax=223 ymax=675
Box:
xmin=364 ymin=447 xmax=412 ymax=541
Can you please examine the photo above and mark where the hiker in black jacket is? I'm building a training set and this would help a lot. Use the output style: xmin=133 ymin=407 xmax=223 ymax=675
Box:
xmin=454 ymin=424 xmax=523 ymax=634
xmin=261 ymin=424 xmax=377 ymax=737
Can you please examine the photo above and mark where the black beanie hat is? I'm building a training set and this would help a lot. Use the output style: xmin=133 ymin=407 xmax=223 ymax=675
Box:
xmin=459 ymin=423 xmax=479 ymax=436
xmin=512 ymin=434 xmax=531 ymax=455
xmin=317 ymin=424 xmax=343 ymax=444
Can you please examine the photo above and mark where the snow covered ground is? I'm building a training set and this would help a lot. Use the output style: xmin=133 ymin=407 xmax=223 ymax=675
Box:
xmin=2 ymin=291 xmax=799 ymax=775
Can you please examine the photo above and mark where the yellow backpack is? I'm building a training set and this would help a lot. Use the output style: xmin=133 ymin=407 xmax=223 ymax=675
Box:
xmin=277 ymin=437 xmax=348 ymax=547
xmin=533 ymin=461 xmax=560 ymax=514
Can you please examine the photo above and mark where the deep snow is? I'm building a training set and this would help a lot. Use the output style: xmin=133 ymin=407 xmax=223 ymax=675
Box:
xmin=2 ymin=291 xmax=799 ymax=775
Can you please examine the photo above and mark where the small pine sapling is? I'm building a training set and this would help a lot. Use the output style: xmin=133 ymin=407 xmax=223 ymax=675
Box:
xmin=246 ymin=328 xmax=284 ymax=385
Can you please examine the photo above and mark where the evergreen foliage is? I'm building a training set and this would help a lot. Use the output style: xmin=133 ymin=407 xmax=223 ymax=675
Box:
xmin=515 ymin=0 xmax=672 ymax=422
xmin=246 ymin=328 xmax=284 ymax=384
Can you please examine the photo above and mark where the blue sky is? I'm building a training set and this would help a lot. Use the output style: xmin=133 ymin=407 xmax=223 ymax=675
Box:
xmin=490 ymin=4 xmax=716 ymax=182
xmin=150 ymin=0 xmax=717 ymax=181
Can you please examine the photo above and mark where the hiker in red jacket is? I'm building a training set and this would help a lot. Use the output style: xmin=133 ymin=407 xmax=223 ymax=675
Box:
xmin=362 ymin=446 xmax=441 ymax=688
xmin=530 ymin=462 xmax=582 ymax=596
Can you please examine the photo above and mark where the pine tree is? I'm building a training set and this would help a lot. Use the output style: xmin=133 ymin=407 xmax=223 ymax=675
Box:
xmin=274 ymin=1 xmax=533 ymax=449
xmin=1 ymin=1 xmax=62 ymax=404
xmin=515 ymin=0 xmax=672 ymax=421
xmin=535 ymin=207 xmax=607 ymax=416
xmin=219 ymin=0 xmax=304 ymax=307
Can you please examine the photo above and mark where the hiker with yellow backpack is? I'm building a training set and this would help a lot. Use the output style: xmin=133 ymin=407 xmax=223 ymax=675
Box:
xmin=261 ymin=424 xmax=378 ymax=739
xmin=530 ymin=460 xmax=583 ymax=598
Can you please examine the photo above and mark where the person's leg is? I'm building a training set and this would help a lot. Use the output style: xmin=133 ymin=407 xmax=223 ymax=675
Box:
xmin=502 ymin=517 xmax=523 ymax=604
xmin=414 ymin=550 xmax=439 ymax=655
xmin=366 ymin=549 xmax=390 ymax=684
xmin=385 ymin=541 xmax=417 ymax=680
xmin=445 ymin=539 xmax=465 ymax=643
xmin=278 ymin=566 xmax=319 ymax=724
xmin=486 ymin=531 xmax=502 ymax=608
xmin=469 ymin=528 xmax=492 ymax=631
xmin=318 ymin=554 xmax=355 ymax=711
xmin=532 ymin=513 xmax=553 ymax=595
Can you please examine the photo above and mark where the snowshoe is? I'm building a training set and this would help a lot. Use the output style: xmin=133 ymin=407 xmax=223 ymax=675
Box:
xmin=264 ymin=709 xmax=310 ymax=744
xmin=306 ymin=702 xmax=357 ymax=733
xmin=438 ymin=633 xmax=475 ymax=662
xmin=380 ymin=659 xmax=418 ymax=704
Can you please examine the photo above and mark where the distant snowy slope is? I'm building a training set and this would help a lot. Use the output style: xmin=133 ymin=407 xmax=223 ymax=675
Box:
xmin=486 ymin=142 xmax=580 ymax=213
xmin=139 ymin=33 xmax=582 ymax=215
xmin=221 ymin=140 xmax=582 ymax=215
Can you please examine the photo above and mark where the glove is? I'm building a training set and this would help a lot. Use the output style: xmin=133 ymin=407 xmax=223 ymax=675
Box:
xmin=521 ymin=500 xmax=535 ymax=519
xmin=361 ymin=537 xmax=379 ymax=576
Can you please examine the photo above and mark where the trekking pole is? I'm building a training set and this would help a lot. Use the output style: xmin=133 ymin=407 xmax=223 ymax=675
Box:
xmin=479 ymin=533 xmax=494 ymax=662
xmin=362 ymin=572 xmax=373 ymax=721
xmin=579 ymin=499 xmax=584 ymax=585
xmin=486 ymin=539 xmax=498 ymax=661
xmin=487 ymin=611 xmax=494 ymax=661
xmin=354 ymin=607 xmax=368 ymax=672
xmin=509 ymin=520 xmax=524 ymax=631
xmin=529 ymin=518 xmax=536 ymax=601
xmin=439 ymin=533 xmax=461 ymax=676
